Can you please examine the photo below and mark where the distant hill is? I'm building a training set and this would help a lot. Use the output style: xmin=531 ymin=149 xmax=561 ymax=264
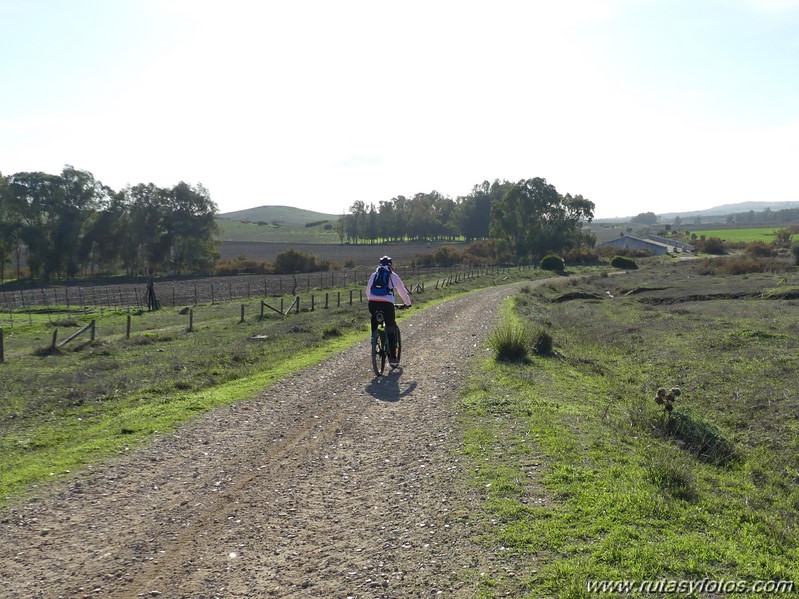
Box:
xmin=595 ymin=201 xmax=799 ymax=224
xmin=218 ymin=205 xmax=340 ymax=226
xmin=657 ymin=201 xmax=799 ymax=221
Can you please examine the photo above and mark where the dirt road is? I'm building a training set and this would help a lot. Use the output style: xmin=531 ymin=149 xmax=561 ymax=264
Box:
xmin=1 ymin=283 xmax=526 ymax=598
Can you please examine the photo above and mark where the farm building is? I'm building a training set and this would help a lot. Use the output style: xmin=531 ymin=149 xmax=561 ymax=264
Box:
xmin=645 ymin=234 xmax=695 ymax=252
xmin=595 ymin=235 xmax=673 ymax=255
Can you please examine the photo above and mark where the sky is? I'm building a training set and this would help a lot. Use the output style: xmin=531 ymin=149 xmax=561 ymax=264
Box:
xmin=1 ymin=0 xmax=797 ymax=219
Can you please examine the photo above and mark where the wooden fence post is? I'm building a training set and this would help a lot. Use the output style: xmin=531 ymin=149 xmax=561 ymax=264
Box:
xmin=337 ymin=291 xmax=340 ymax=307
xmin=51 ymin=329 xmax=58 ymax=350
xmin=0 ymin=328 xmax=4 ymax=363
xmin=324 ymin=293 xmax=329 ymax=309
xmin=349 ymin=290 xmax=353 ymax=305
xmin=90 ymin=320 xmax=96 ymax=342
xmin=188 ymin=309 xmax=194 ymax=332
xmin=126 ymin=315 xmax=131 ymax=339
xmin=296 ymin=297 xmax=300 ymax=314
xmin=240 ymin=304 xmax=245 ymax=323
xmin=311 ymin=295 xmax=316 ymax=311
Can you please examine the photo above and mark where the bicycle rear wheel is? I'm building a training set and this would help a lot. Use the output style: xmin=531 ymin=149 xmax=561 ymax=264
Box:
xmin=371 ymin=329 xmax=386 ymax=376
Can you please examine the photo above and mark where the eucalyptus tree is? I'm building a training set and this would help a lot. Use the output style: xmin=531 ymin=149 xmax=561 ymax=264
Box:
xmin=490 ymin=177 xmax=594 ymax=262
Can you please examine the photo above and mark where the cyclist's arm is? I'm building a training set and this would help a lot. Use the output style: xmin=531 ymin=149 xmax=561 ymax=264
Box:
xmin=392 ymin=274 xmax=412 ymax=306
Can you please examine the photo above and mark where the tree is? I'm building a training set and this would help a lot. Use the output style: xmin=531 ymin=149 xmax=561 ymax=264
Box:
xmin=165 ymin=182 xmax=219 ymax=274
xmin=489 ymin=177 xmax=594 ymax=262
xmin=631 ymin=211 xmax=658 ymax=225
xmin=0 ymin=172 xmax=21 ymax=281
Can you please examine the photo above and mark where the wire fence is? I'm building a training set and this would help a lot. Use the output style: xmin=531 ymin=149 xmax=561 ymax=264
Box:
xmin=0 ymin=265 xmax=511 ymax=312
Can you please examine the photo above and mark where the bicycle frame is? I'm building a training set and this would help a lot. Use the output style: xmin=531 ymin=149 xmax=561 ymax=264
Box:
xmin=371 ymin=306 xmax=402 ymax=376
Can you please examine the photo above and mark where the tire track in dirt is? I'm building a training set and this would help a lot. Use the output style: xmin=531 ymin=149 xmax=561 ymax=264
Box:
xmin=1 ymin=282 xmax=532 ymax=599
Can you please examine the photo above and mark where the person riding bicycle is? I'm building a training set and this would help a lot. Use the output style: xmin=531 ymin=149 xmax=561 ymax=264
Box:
xmin=366 ymin=255 xmax=412 ymax=368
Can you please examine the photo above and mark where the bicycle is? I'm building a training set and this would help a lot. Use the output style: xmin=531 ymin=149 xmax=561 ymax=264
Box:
xmin=371 ymin=304 xmax=407 ymax=376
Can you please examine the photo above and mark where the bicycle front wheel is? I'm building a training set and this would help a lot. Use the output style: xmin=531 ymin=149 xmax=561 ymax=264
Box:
xmin=371 ymin=329 xmax=386 ymax=376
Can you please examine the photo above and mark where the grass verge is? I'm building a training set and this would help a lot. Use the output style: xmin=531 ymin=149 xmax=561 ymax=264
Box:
xmin=459 ymin=263 xmax=799 ymax=597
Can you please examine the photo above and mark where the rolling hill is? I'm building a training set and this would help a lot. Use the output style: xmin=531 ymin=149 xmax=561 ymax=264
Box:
xmin=218 ymin=205 xmax=340 ymax=226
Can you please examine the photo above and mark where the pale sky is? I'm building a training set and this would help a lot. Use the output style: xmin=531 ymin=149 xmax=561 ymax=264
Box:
xmin=1 ymin=0 xmax=797 ymax=219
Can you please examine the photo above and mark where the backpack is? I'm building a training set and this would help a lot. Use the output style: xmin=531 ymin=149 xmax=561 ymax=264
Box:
xmin=370 ymin=265 xmax=393 ymax=296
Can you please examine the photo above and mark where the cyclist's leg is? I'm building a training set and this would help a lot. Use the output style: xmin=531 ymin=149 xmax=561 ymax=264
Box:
xmin=367 ymin=301 xmax=380 ymax=334
xmin=383 ymin=303 xmax=398 ymax=361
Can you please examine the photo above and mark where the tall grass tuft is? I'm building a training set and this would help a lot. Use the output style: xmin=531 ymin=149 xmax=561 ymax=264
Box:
xmin=489 ymin=319 xmax=531 ymax=363
xmin=657 ymin=408 xmax=737 ymax=466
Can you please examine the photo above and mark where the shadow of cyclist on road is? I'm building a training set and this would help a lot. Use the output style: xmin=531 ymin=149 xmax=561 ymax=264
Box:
xmin=366 ymin=369 xmax=417 ymax=403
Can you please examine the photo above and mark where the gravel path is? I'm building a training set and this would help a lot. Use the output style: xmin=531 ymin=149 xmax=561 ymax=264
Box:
xmin=1 ymin=283 xmax=526 ymax=599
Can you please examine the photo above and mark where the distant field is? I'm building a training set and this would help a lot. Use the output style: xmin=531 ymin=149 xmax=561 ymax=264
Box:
xmin=692 ymin=227 xmax=784 ymax=242
xmin=216 ymin=218 xmax=340 ymax=243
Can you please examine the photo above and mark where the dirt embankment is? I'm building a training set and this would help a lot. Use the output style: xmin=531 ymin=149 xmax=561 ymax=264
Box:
xmin=1 ymin=283 xmax=538 ymax=598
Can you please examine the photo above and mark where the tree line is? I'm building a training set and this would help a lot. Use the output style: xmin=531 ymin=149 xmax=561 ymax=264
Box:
xmin=340 ymin=177 xmax=595 ymax=262
xmin=0 ymin=166 xmax=218 ymax=281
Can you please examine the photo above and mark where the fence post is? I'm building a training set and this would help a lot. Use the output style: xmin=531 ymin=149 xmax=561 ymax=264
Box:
xmin=240 ymin=304 xmax=245 ymax=323
xmin=337 ymin=291 xmax=340 ymax=307
xmin=188 ymin=309 xmax=194 ymax=332
xmin=324 ymin=293 xmax=329 ymax=309
xmin=349 ymin=290 xmax=353 ymax=305
xmin=311 ymin=295 xmax=316 ymax=311
xmin=295 ymin=297 xmax=300 ymax=314
xmin=90 ymin=320 xmax=96 ymax=342
xmin=51 ymin=329 xmax=58 ymax=350
xmin=0 ymin=328 xmax=4 ymax=363
xmin=260 ymin=301 xmax=265 ymax=320
xmin=126 ymin=315 xmax=131 ymax=339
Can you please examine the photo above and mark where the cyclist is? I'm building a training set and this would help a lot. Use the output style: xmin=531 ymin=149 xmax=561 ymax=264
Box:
xmin=366 ymin=255 xmax=412 ymax=368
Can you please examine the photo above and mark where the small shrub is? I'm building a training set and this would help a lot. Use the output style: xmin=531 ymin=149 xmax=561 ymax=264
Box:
xmin=745 ymin=241 xmax=773 ymax=258
xmin=273 ymin=249 xmax=329 ymax=274
xmin=658 ymin=408 xmax=736 ymax=466
xmin=489 ymin=320 xmax=531 ymax=363
xmin=696 ymin=237 xmax=726 ymax=255
xmin=610 ymin=255 xmax=638 ymax=270
xmin=531 ymin=329 xmax=554 ymax=356
xmin=540 ymin=254 xmax=565 ymax=272
xmin=322 ymin=326 xmax=342 ymax=339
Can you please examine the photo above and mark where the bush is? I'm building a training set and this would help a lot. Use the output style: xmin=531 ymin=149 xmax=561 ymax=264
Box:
xmin=699 ymin=256 xmax=788 ymax=276
xmin=489 ymin=320 xmax=531 ymax=363
xmin=610 ymin=255 xmax=638 ymax=270
xmin=531 ymin=329 xmax=554 ymax=356
xmin=215 ymin=255 xmax=270 ymax=275
xmin=273 ymin=249 xmax=329 ymax=274
xmin=563 ymin=248 xmax=602 ymax=266
xmin=540 ymin=254 xmax=565 ymax=272
xmin=696 ymin=237 xmax=726 ymax=255
xmin=659 ymin=408 xmax=736 ymax=466
xmin=745 ymin=241 xmax=773 ymax=257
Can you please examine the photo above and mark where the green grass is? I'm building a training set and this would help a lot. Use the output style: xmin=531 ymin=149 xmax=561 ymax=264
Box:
xmin=0 ymin=266 xmax=542 ymax=505
xmin=691 ymin=227 xmax=795 ymax=243
xmin=459 ymin=263 xmax=799 ymax=597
